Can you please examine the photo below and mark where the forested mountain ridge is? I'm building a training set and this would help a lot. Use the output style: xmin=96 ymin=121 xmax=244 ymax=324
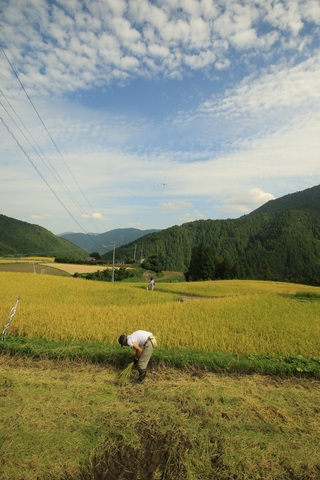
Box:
xmin=103 ymin=185 xmax=320 ymax=285
xmin=1 ymin=184 xmax=320 ymax=284
xmin=0 ymin=214 xmax=87 ymax=258
xmin=248 ymin=184 xmax=320 ymax=216
xmin=59 ymin=228 xmax=160 ymax=254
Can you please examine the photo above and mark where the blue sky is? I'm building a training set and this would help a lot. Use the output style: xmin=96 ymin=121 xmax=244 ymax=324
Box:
xmin=0 ymin=0 xmax=319 ymax=236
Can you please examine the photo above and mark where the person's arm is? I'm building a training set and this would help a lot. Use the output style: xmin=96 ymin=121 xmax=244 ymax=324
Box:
xmin=132 ymin=342 xmax=143 ymax=359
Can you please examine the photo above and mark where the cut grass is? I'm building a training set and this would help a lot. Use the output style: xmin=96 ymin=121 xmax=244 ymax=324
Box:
xmin=0 ymin=356 xmax=116 ymax=480
xmin=0 ymin=355 xmax=319 ymax=480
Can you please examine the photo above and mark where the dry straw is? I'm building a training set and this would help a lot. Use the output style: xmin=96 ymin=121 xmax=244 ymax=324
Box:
xmin=117 ymin=361 xmax=134 ymax=384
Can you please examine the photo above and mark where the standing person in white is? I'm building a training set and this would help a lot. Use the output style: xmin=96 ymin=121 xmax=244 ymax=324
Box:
xmin=118 ymin=330 xmax=157 ymax=383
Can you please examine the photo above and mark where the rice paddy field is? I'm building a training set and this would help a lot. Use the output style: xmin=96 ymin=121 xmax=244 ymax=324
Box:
xmin=1 ymin=270 xmax=320 ymax=479
xmin=0 ymin=271 xmax=319 ymax=357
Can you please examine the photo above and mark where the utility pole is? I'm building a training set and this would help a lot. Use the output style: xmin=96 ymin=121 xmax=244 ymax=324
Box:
xmin=112 ymin=241 xmax=116 ymax=282
xmin=133 ymin=244 xmax=137 ymax=262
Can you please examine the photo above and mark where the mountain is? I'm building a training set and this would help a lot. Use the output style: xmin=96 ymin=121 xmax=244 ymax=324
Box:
xmin=0 ymin=214 xmax=87 ymax=259
xmin=59 ymin=228 xmax=160 ymax=255
xmin=248 ymin=184 xmax=320 ymax=216
xmin=2 ymin=184 xmax=320 ymax=285
xmin=102 ymin=184 xmax=320 ymax=285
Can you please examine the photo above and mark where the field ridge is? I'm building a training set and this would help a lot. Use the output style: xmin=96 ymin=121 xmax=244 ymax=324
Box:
xmin=1 ymin=337 xmax=319 ymax=378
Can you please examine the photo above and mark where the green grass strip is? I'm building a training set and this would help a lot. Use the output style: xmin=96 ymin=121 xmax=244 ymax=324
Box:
xmin=1 ymin=336 xmax=319 ymax=378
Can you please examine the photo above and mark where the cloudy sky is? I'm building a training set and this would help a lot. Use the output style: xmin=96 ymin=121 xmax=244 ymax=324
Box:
xmin=0 ymin=0 xmax=319 ymax=238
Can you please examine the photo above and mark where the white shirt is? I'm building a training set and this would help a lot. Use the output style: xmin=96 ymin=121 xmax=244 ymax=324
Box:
xmin=127 ymin=330 xmax=152 ymax=347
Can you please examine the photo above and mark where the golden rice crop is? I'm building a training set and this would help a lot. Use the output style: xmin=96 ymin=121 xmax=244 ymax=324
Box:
xmin=1 ymin=272 xmax=319 ymax=357
xmin=0 ymin=256 xmax=54 ymax=264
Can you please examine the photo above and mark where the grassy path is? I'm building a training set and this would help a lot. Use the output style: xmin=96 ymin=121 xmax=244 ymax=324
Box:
xmin=1 ymin=355 xmax=319 ymax=480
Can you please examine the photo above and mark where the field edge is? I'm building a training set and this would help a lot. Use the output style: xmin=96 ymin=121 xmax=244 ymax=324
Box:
xmin=1 ymin=336 xmax=319 ymax=379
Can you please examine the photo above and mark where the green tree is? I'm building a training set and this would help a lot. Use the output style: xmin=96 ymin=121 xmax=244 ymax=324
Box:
xmin=185 ymin=243 xmax=216 ymax=281
xmin=142 ymin=255 xmax=163 ymax=273
xmin=89 ymin=252 xmax=101 ymax=260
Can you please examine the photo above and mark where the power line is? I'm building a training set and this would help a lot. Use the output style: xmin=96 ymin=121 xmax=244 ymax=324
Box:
xmin=0 ymin=44 xmax=105 ymax=232
xmin=0 ymin=115 xmax=105 ymax=252
xmin=0 ymin=98 xmax=106 ymax=247
xmin=0 ymin=91 xmax=104 ymax=235
xmin=0 ymin=95 xmax=86 ymax=213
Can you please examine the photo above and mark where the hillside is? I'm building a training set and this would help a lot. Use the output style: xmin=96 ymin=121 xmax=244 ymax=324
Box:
xmin=59 ymin=228 xmax=160 ymax=254
xmin=103 ymin=184 xmax=320 ymax=285
xmin=0 ymin=214 xmax=87 ymax=259
xmin=248 ymin=184 xmax=320 ymax=216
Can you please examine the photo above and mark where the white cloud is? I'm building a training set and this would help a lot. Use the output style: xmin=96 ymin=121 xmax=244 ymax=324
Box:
xmin=220 ymin=188 xmax=275 ymax=214
xmin=129 ymin=0 xmax=168 ymax=30
xmin=92 ymin=212 xmax=106 ymax=221
xmin=120 ymin=55 xmax=140 ymax=70
xmin=82 ymin=212 xmax=107 ymax=221
xmin=230 ymin=28 xmax=257 ymax=49
xmin=265 ymin=1 xmax=304 ymax=35
xmin=1 ymin=0 xmax=319 ymax=99
xmin=159 ymin=201 xmax=193 ymax=211
xmin=199 ymin=53 xmax=320 ymax=117
xmin=189 ymin=17 xmax=211 ymax=48
xmin=178 ymin=211 xmax=206 ymax=224
xmin=148 ymin=44 xmax=170 ymax=58
xmin=184 ymin=50 xmax=216 ymax=69
xmin=31 ymin=213 xmax=54 ymax=220
xmin=111 ymin=16 xmax=141 ymax=45
xmin=0 ymin=0 xmax=319 ymax=234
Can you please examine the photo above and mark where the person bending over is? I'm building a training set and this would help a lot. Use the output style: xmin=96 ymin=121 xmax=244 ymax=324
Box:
xmin=118 ymin=330 xmax=157 ymax=384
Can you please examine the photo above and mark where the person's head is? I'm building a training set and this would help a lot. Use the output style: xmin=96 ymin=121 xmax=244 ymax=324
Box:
xmin=118 ymin=334 xmax=127 ymax=346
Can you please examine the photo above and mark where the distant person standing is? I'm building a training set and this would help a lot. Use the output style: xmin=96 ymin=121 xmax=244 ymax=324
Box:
xmin=118 ymin=330 xmax=157 ymax=384
xmin=148 ymin=278 xmax=155 ymax=290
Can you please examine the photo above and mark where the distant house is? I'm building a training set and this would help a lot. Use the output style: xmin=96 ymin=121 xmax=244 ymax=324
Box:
xmin=84 ymin=256 xmax=96 ymax=263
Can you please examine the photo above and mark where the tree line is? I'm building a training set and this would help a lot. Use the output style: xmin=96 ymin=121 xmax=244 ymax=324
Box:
xmin=103 ymin=207 xmax=320 ymax=286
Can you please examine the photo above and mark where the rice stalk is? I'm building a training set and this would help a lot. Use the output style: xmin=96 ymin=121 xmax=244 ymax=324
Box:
xmin=117 ymin=361 xmax=134 ymax=384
